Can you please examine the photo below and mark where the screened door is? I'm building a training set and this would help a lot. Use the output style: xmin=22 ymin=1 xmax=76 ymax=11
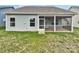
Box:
xmin=39 ymin=16 xmax=45 ymax=29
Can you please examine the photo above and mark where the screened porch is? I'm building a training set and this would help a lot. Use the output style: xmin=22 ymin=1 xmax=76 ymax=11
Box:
xmin=39 ymin=16 xmax=73 ymax=32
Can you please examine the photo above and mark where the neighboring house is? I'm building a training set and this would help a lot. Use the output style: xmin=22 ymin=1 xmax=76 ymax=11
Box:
xmin=69 ymin=6 xmax=79 ymax=28
xmin=5 ymin=6 xmax=75 ymax=32
xmin=0 ymin=6 xmax=14 ymax=26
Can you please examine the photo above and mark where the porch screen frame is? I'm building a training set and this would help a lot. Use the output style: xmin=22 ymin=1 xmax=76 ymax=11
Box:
xmin=39 ymin=16 xmax=45 ymax=29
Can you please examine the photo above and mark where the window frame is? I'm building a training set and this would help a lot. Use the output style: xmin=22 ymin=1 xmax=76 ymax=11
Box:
xmin=10 ymin=17 xmax=15 ymax=27
xmin=30 ymin=18 xmax=35 ymax=27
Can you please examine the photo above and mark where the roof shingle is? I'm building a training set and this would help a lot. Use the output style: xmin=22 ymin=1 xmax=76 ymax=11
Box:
xmin=6 ymin=6 xmax=76 ymax=15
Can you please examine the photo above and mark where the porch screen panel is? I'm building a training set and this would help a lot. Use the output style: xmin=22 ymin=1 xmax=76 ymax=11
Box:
xmin=56 ymin=16 xmax=72 ymax=31
xmin=45 ymin=17 xmax=54 ymax=31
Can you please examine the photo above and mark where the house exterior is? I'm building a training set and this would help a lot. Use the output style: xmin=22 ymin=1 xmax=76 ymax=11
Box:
xmin=5 ymin=6 xmax=75 ymax=32
xmin=0 ymin=6 xmax=14 ymax=26
xmin=69 ymin=6 xmax=79 ymax=28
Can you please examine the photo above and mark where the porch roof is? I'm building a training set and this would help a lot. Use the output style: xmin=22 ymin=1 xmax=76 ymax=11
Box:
xmin=6 ymin=6 xmax=76 ymax=15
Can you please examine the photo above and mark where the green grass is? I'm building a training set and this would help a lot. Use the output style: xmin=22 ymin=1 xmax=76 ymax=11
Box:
xmin=0 ymin=27 xmax=79 ymax=53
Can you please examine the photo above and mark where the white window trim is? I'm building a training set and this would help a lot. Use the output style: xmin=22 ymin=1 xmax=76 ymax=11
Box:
xmin=10 ymin=17 xmax=15 ymax=27
xmin=30 ymin=18 xmax=35 ymax=27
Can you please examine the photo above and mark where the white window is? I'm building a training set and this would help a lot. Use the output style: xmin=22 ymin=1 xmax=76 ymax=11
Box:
xmin=10 ymin=18 xmax=15 ymax=27
xmin=30 ymin=18 xmax=35 ymax=27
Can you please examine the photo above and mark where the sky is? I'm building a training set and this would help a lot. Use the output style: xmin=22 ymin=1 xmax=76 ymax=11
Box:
xmin=0 ymin=0 xmax=79 ymax=10
xmin=55 ymin=5 xmax=71 ymax=9
xmin=14 ymin=5 xmax=71 ymax=10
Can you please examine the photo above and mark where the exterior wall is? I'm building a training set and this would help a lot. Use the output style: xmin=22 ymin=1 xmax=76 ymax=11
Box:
xmin=6 ymin=14 xmax=73 ymax=32
xmin=72 ymin=14 xmax=79 ymax=27
xmin=6 ymin=14 xmax=39 ymax=31
xmin=69 ymin=8 xmax=79 ymax=27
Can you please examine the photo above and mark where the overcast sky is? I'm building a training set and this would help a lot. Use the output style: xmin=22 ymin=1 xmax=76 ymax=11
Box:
xmin=55 ymin=5 xmax=71 ymax=9
xmin=14 ymin=5 xmax=71 ymax=10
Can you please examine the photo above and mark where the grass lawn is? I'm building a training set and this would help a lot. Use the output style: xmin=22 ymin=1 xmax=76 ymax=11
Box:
xmin=0 ymin=27 xmax=79 ymax=53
